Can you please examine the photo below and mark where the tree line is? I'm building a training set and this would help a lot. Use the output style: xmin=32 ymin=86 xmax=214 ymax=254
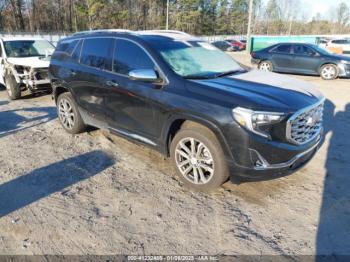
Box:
xmin=0 ymin=0 xmax=349 ymax=36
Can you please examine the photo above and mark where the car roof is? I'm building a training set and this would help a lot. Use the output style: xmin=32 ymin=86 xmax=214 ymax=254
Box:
xmin=0 ymin=37 xmax=50 ymax=42
xmin=65 ymin=29 xmax=200 ymax=42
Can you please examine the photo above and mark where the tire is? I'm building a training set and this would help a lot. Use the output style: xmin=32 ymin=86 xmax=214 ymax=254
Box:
xmin=57 ymin=92 xmax=86 ymax=134
xmin=320 ymin=64 xmax=338 ymax=80
xmin=5 ymin=73 xmax=21 ymax=100
xmin=170 ymin=122 xmax=229 ymax=191
xmin=258 ymin=60 xmax=273 ymax=72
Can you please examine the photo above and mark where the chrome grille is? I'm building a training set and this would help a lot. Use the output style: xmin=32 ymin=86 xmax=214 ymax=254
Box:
xmin=287 ymin=100 xmax=324 ymax=145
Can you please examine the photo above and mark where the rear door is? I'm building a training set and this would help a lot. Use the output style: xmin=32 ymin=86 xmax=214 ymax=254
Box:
xmin=72 ymin=37 xmax=115 ymax=123
xmin=104 ymin=38 xmax=162 ymax=144
xmin=291 ymin=44 xmax=321 ymax=74
xmin=270 ymin=44 xmax=293 ymax=71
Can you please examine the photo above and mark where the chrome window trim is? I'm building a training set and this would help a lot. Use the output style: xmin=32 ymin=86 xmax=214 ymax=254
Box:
xmin=286 ymin=97 xmax=325 ymax=145
xmin=67 ymin=36 xmax=169 ymax=85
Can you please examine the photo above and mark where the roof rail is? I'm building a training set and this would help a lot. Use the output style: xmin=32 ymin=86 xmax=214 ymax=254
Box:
xmin=137 ymin=30 xmax=191 ymax=36
xmin=73 ymin=29 xmax=133 ymax=36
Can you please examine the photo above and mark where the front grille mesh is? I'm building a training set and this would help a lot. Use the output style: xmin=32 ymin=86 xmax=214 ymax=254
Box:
xmin=288 ymin=102 xmax=324 ymax=144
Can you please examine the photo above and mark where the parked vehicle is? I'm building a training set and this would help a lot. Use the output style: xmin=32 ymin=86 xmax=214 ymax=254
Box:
xmin=212 ymin=41 xmax=238 ymax=52
xmin=0 ymin=37 xmax=54 ymax=99
xmin=326 ymin=39 xmax=350 ymax=54
xmin=50 ymin=30 xmax=324 ymax=190
xmin=226 ymin=39 xmax=246 ymax=50
xmin=318 ymin=39 xmax=329 ymax=50
xmin=251 ymin=42 xmax=350 ymax=80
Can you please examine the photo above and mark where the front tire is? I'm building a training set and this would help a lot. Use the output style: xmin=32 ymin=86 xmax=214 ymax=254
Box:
xmin=320 ymin=64 xmax=338 ymax=80
xmin=170 ymin=123 xmax=229 ymax=191
xmin=57 ymin=92 xmax=86 ymax=134
xmin=5 ymin=73 xmax=21 ymax=100
xmin=258 ymin=60 xmax=273 ymax=72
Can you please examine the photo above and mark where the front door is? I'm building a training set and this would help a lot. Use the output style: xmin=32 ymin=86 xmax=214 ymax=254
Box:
xmin=104 ymin=38 xmax=163 ymax=144
xmin=292 ymin=45 xmax=321 ymax=74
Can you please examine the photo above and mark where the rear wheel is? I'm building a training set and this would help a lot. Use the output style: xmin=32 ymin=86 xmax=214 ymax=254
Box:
xmin=5 ymin=73 xmax=21 ymax=100
xmin=258 ymin=60 xmax=273 ymax=71
xmin=57 ymin=92 xmax=86 ymax=134
xmin=320 ymin=64 xmax=338 ymax=80
xmin=170 ymin=122 xmax=229 ymax=191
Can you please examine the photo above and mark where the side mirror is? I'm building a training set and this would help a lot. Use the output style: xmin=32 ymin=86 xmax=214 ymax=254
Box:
xmin=129 ymin=69 xmax=160 ymax=82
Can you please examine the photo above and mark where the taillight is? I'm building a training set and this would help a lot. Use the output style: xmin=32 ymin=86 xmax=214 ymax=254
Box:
xmin=251 ymin=52 xmax=256 ymax=58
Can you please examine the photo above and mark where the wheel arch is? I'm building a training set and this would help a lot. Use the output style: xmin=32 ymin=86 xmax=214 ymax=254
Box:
xmin=53 ymin=85 xmax=70 ymax=103
xmin=318 ymin=62 xmax=338 ymax=74
xmin=162 ymin=114 xmax=233 ymax=160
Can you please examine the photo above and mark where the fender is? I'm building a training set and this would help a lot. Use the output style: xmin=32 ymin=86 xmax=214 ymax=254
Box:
xmin=160 ymin=112 xmax=236 ymax=162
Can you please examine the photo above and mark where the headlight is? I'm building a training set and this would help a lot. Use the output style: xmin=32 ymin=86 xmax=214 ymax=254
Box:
xmin=232 ymin=107 xmax=285 ymax=138
xmin=340 ymin=60 xmax=350 ymax=65
xmin=14 ymin=65 xmax=31 ymax=74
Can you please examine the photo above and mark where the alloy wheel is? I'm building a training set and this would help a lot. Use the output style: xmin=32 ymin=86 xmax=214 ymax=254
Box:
xmin=321 ymin=66 xmax=336 ymax=80
xmin=175 ymin=137 xmax=214 ymax=185
xmin=58 ymin=98 xmax=75 ymax=130
xmin=259 ymin=62 xmax=272 ymax=71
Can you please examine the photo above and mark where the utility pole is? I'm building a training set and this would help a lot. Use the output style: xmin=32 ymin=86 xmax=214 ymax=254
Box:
xmin=246 ymin=0 xmax=253 ymax=53
xmin=166 ymin=0 xmax=169 ymax=30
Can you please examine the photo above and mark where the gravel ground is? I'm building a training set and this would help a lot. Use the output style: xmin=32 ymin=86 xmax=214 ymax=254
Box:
xmin=0 ymin=53 xmax=349 ymax=256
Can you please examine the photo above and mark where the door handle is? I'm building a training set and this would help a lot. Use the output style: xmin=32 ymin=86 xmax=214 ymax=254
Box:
xmin=106 ymin=80 xmax=119 ymax=87
xmin=70 ymin=70 xmax=77 ymax=76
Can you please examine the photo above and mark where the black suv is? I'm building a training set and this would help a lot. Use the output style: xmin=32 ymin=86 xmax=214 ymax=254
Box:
xmin=49 ymin=30 xmax=324 ymax=190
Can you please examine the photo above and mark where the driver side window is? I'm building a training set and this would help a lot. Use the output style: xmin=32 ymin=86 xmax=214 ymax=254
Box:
xmin=294 ymin=45 xmax=317 ymax=56
xmin=113 ymin=39 xmax=155 ymax=75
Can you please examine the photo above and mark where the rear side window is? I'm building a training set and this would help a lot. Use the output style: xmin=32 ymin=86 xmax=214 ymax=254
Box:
xmin=56 ymin=39 xmax=79 ymax=55
xmin=80 ymin=38 xmax=114 ymax=71
xmin=271 ymin=44 xmax=292 ymax=54
xmin=113 ymin=39 xmax=155 ymax=75
xmin=332 ymin=40 xmax=346 ymax=44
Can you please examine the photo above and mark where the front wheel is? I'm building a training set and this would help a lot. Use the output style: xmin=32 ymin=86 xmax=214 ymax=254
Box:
xmin=258 ymin=60 xmax=273 ymax=71
xmin=57 ymin=92 xmax=86 ymax=134
xmin=5 ymin=73 xmax=21 ymax=100
xmin=170 ymin=123 xmax=229 ymax=191
xmin=320 ymin=64 xmax=338 ymax=80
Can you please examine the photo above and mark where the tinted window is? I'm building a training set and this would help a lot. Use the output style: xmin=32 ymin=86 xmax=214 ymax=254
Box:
xmin=272 ymin=44 xmax=292 ymax=54
xmin=113 ymin=39 xmax=154 ymax=75
xmin=332 ymin=40 xmax=346 ymax=44
xmin=81 ymin=38 xmax=114 ymax=71
xmin=294 ymin=45 xmax=316 ymax=56
xmin=71 ymin=40 xmax=82 ymax=61
xmin=56 ymin=39 xmax=79 ymax=55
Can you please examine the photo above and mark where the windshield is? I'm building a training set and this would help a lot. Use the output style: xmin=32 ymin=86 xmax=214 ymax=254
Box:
xmin=147 ymin=39 xmax=243 ymax=78
xmin=4 ymin=40 xmax=55 ymax=58
xmin=312 ymin=44 xmax=331 ymax=55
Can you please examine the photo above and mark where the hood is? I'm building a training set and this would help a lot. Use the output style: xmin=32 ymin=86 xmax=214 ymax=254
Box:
xmin=326 ymin=54 xmax=350 ymax=62
xmin=187 ymin=69 xmax=324 ymax=112
xmin=6 ymin=57 xmax=50 ymax=68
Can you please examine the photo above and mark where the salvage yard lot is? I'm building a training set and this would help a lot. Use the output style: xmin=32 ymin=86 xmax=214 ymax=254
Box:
xmin=0 ymin=52 xmax=349 ymax=255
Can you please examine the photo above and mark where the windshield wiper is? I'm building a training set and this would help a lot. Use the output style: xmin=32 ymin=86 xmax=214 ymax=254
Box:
xmin=184 ymin=74 xmax=214 ymax=80
xmin=214 ymin=69 xmax=245 ymax=78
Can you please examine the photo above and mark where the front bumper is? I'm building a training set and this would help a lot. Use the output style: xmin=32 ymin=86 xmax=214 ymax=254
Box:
xmin=222 ymin=123 xmax=322 ymax=181
xmin=338 ymin=63 xmax=350 ymax=77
